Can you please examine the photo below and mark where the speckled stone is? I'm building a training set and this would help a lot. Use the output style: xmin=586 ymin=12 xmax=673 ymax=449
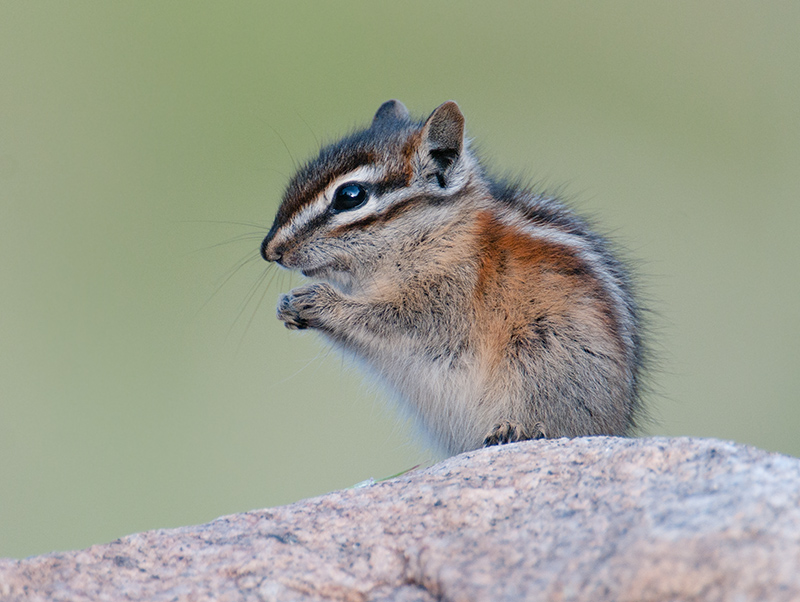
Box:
xmin=2 ymin=437 xmax=799 ymax=601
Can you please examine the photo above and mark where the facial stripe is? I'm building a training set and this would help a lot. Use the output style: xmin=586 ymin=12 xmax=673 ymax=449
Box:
xmin=279 ymin=150 xmax=377 ymax=222
xmin=268 ymin=165 xmax=386 ymax=248
xmin=325 ymin=189 xmax=464 ymax=237
xmin=320 ymin=162 xmax=478 ymax=237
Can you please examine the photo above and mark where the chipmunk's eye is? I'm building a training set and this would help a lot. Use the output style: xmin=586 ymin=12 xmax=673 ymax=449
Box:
xmin=332 ymin=183 xmax=368 ymax=212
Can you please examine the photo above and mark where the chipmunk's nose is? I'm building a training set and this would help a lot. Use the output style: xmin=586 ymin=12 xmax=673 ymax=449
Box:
xmin=260 ymin=235 xmax=282 ymax=263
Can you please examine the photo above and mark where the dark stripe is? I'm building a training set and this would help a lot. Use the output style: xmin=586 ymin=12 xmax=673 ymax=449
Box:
xmin=294 ymin=210 xmax=332 ymax=240
xmin=276 ymin=150 xmax=377 ymax=227
xmin=327 ymin=191 xmax=456 ymax=237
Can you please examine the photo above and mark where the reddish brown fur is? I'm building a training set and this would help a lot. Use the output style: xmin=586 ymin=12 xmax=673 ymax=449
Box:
xmin=400 ymin=130 xmax=422 ymax=182
xmin=470 ymin=211 xmax=623 ymax=377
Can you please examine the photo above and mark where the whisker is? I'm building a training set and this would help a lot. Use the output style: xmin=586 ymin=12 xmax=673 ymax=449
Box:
xmin=215 ymin=249 xmax=262 ymax=287
xmin=228 ymin=267 xmax=272 ymax=342
xmin=181 ymin=219 xmax=266 ymax=228
xmin=235 ymin=267 xmax=280 ymax=354
xmin=194 ymin=250 xmax=262 ymax=319
xmin=256 ymin=165 xmax=291 ymax=180
xmin=274 ymin=350 xmax=325 ymax=385
xmin=190 ymin=233 xmax=265 ymax=254
xmin=294 ymin=109 xmax=320 ymax=149
xmin=270 ymin=126 xmax=298 ymax=171
xmin=249 ymin=111 xmax=299 ymax=171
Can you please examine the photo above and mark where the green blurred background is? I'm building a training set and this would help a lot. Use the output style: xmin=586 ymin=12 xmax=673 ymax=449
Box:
xmin=1 ymin=2 xmax=798 ymax=558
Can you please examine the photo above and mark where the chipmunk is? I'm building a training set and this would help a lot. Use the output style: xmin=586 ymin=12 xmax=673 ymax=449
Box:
xmin=260 ymin=100 xmax=644 ymax=456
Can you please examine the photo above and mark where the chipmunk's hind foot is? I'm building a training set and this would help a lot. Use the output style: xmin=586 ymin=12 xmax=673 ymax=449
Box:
xmin=483 ymin=420 xmax=546 ymax=447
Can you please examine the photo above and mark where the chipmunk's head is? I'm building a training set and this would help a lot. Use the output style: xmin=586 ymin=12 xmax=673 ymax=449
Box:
xmin=261 ymin=100 xmax=481 ymax=293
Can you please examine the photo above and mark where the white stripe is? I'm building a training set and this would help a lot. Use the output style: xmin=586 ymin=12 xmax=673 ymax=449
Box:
xmin=270 ymin=165 xmax=386 ymax=248
xmin=496 ymin=208 xmax=632 ymax=334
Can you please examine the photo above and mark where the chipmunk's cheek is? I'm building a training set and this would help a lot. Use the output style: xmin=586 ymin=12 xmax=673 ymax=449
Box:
xmin=275 ymin=246 xmax=313 ymax=274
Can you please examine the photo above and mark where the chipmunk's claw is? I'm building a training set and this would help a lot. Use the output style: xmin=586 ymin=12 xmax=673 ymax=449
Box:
xmin=483 ymin=420 xmax=546 ymax=447
xmin=277 ymin=283 xmax=339 ymax=331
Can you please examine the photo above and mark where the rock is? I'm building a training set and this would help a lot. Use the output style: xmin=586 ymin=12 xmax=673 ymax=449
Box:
xmin=2 ymin=437 xmax=799 ymax=601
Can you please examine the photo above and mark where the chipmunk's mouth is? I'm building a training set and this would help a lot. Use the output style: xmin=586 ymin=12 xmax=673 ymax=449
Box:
xmin=301 ymin=261 xmax=357 ymax=295
xmin=301 ymin=266 xmax=329 ymax=278
xmin=301 ymin=262 xmax=345 ymax=279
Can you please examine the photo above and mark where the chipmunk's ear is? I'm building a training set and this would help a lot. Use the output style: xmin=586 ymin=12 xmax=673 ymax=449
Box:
xmin=372 ymin=100 xmax=410 ymax=127
xmin=420 ymin=101 xmax=465 ymax=187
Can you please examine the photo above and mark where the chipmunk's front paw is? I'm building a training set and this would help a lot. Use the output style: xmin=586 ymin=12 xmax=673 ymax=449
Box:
xmin=277 ymin=283 xmax=339 ymax=330
xmin=483 ymin=420 xmax=546 ymax=447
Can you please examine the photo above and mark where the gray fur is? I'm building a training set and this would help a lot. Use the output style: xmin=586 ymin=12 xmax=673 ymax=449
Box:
xmin=372 ymin=99 xmax=410 ymax=127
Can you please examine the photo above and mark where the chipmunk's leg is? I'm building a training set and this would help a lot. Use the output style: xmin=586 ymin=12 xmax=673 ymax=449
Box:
xmin=483 ymin=420 xmax=546 ymax=447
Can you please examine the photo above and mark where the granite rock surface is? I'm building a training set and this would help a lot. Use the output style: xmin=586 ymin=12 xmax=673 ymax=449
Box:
xmin=2 ymin=436 xmax=799 ymax=601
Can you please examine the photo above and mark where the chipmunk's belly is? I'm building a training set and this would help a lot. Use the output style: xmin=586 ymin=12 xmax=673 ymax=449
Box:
xmin=366 ymin=349 xmax=496 ymax=455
